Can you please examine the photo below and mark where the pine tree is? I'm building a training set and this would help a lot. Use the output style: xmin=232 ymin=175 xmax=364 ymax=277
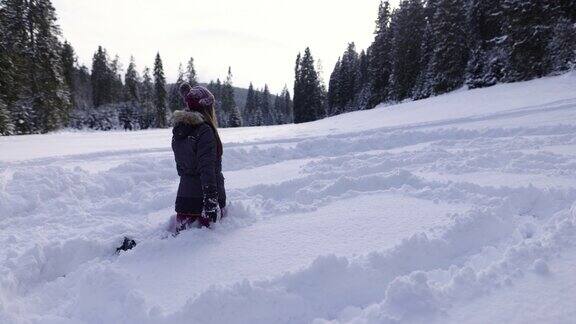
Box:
xmin=282 ymin=86 xmax=293 ymax=123
xmin=0 ymin=98 xmax=14 ymax=135
xmin=368 ymin=0 xmax=393 ymax=107
xmin=109 ymin=54 xmax=124 ymax=102
xmin=91 ymin=46 xmax=112 ymax=107
xmin=153 ymin=52 xmax=167 ymax=128
xmin=355 ymin=49 xmax=371 ymax=109
xmin=465 ymin=0 xmax=506 ymax=88
xmin=253 ymin=88 xmax=262 ymax=125
xmin=389 ymin=0 xmax=427 ymax=101
xmin=11 ymin=0 xmax=71 ymax=133
xmin=260 ymin=84 xmax=271 ymax=124
xmin=502 ymin=0 xmax=552 ymax=81
xmin=412 ymin=0 xmax=438 ymax=100
xmin=339 ymin=43 xmax=360 ymax=111
xmin=427 ymin=0 xmax=468 ymax=94
xmin=0 ymin=4 xmax=16 ymax=106
xmin=546 ymin=18 xmax=576 ymax=72
xmin=272 ymin=94 xmax=282 ymax=124
xmin=1 ymin=0 xmax=27 ymax=111
xmin=125 ymin=56 xmax=141 ymax=102
xmin=293 ymin=48 xmax=324 ymax=123
xmin=328 ymin=43 xmax=362 ymax=115
xmin=327 ymin=57 xmax=342 ymax=115
xmin=140 ymin=67 xmax=154 ymax=103
xmin=228 ymin=106 xmax=242 ymax=127
xmin=220 ymin=67 xmax=236 ymax=127
xmin=60 ymin=41 xmax=94 ymax=111
xmin=60 ymin=41 xmax=75 ymax=94
xmin=186 ymin=57 xmax=198 ymax=86
xmin=168 ymin=63 xmax=185 ymax=112
xmin=244 ymin=82 xmax=257 ymax=125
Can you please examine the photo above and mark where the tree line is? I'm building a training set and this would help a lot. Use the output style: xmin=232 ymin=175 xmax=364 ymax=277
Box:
xmin=292 ymin=0 xmax=576 ymax=123
xmin=0 ymin=0 xmax=293 ymax=135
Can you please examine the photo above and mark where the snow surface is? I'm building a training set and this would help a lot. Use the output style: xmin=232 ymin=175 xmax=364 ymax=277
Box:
xmin=1 ymin=73 xmax=576 ymax=323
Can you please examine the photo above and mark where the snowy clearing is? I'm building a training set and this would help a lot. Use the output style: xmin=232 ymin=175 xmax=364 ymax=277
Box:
xmin=1 ymin=73 xmax=576 ymax=323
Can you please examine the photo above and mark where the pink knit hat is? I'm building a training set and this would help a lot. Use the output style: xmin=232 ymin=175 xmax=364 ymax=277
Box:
xmin=182 ymin=85 xmax=215 ymax=110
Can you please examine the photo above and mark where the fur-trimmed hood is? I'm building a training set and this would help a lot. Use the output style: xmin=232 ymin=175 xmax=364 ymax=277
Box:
xmin=173 ymin=109 xmax=204 ymax=126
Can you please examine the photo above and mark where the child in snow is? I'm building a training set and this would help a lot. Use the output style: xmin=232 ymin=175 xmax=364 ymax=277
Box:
xmin=171 ymin=83 xmax=226 ymax=231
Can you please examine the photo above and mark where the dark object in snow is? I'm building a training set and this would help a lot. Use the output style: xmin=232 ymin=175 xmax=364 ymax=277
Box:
xmin=116 ymin=237 xmax=137 ymax=253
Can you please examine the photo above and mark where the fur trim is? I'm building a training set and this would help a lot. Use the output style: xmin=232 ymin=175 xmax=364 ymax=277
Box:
xmin=173 ymin=110 xmax=204 ymax=125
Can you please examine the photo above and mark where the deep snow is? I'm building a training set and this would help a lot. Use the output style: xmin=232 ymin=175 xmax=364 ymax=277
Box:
xmin=1 ymin=73 xmax=576 ymax=323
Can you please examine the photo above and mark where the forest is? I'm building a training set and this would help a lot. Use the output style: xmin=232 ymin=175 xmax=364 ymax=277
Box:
xmin=292 ymin=0 xmax=575 ymax=123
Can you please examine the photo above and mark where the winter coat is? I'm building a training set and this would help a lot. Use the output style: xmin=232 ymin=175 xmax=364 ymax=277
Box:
xmin=172 ymin=110 xmax=226 ymax=214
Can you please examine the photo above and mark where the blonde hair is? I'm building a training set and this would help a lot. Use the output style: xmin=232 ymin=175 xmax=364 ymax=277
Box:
xmin=199 ymin=105 xmax=223 ymax=156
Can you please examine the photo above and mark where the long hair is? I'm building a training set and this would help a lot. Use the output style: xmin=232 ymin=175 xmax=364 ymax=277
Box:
xmin=198 ymin=104 xmax=223 ymax=157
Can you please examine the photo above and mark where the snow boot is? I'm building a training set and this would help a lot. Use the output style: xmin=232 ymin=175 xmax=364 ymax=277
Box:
xmin=116 ymin=236 xmax=137 ymax=253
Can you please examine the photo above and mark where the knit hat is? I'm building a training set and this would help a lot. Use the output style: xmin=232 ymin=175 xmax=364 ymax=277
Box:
xmin=179 ymin=83 xmax=192 ymax=99
xmin=184 ymin=85 xmax=215 ymax=110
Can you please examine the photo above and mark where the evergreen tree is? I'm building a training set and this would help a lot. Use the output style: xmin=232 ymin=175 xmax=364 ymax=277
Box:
xmin=427 ymin=0 xmax=468 ymax=94
xmin=339 ymin=43 xmax=360 ymax=111
xmin=328 ymin=43 xmax=361 ymax=115
xmin=228 ymin=106 xmax=242 ymax=127
xmin=0 ymin=98 xmax=14 ymax=135
xmin=140 ymin=67 xmax=154 ymax=103
xmin=546 ymin=18 xmax=576 ymax=72
xmin=60 ymin=41 xmax=93 ymax=111
xmin=12 ymin=0 xmax=71 ymax=133
xmin=389 ymin=0 xmax=427 ymax=101
xmin=260 ymin=84 xmax=271 ymax=124
xmin=273 ymin=94 xmax=282 ymax=123
xmin=412 ymin=0 xmax=438 ymax=99
xmin=465 ymin=0 xmax=506 ymax=88
xmin=282 ymin=86 xmax=293 ymax=123
xmin=327 ymin=57 xmax=342 ymax=115
xmin=1 ymin=0 xmax=28 ymax=115
xmin=109 ymin=54 xmax=124 ymax=102
xmin=355 ymin=49 xmax=371 ymax=109
xmin=91 ymin=46 xmax=112 ymax=107
xmin=186 ymin=57 xmax=198 ymax=86
xmin=125 ymin=56 xmax=140 ymax=102
xmin=168 ymin=63 xmax=185 ymax=112
xmin=293 ymin=48 xmax=324 ymax=123
xmin=220 ymin=67 xmax=236 ymax=127
xmin=153 ymin=52 xmax=167 ymax=128
xmin=502 ymin=0 xmax=552 ymax=81
xmin=253 ymin=88 xmax=262 ymax=125
xmin=60 ymin=41 xmax=75 ymax=95
xmin=0 ymin=4 xmax=16 ymax=106
xmin=368 ymin=0 xmax=393 ymax=107
xmin=244 ymin=82 xmax=257 ymax=125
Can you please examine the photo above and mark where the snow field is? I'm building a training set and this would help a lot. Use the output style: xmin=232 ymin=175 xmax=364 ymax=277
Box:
xmin=1 ymin=73 xmax=576 ymax=323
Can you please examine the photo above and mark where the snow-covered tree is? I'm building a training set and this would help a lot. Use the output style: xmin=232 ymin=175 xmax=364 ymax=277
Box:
xmin=293 ymin=48 xmax=325 ymax=123
xmin=186 ymin=57 xmax=198 ymax=87
xmin=546 ymin=18 xmax=576 ymax=72
xmin=125 ymin=56 xmax=141 ymax=102
xmin=427 ymin=0 xmax=468 ymax=94
xmin=168 ymin=63 xmax=185 ymax=112
xmin=367 ymin=0 xmax=393 ymax=107
xmin=153 ymin=52 xmax=167 ymax=128
xmin=0 ymin=98 xmax=14 ymax=135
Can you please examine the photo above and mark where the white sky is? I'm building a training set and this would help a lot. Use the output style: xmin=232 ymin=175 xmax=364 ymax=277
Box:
xmin=52 ymin=0 xmax=396 ymax=93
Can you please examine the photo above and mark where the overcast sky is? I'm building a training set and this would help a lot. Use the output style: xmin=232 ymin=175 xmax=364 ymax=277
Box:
xmin=52 ymin=0 xmax=396 ymax=93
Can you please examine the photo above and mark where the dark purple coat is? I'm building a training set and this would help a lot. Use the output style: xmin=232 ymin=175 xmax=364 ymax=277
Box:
xmin=172 ymin=110 xmax=226 ymax=214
